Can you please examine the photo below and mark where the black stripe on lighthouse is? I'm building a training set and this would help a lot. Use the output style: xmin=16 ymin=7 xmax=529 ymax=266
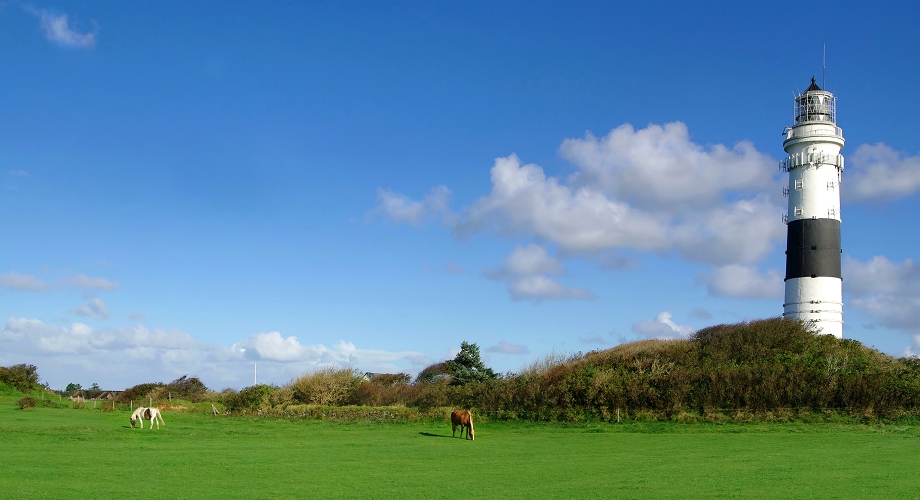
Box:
xmin=785 ymin=219 xmax=841 ymax=281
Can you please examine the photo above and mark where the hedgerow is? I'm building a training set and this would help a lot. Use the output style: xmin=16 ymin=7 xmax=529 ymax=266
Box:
xmin=9 ymin=318 xmax=920 ymax=422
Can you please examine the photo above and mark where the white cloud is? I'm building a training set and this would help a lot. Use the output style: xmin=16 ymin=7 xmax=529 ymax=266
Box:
xmin=229 ymin=331 xmax=429 ymax=375
xmin=844 ymin=256 xmax=920 ymax=334
xmin=7 ymin=170 xmax=29 ymax=177
xmin=485 ymin=340 xmax=530 ymax=355
xmin=486 ymin=244 xmax=595 ymax=301
xmin=845 ymin=143 xmax=920 ymax=203
xmin=0 ymin=271 xmax=117 ymax=292
xmin=488 ymin=244 xmax=563 ymax=278
xmin=377 ymin=122 xmax=788 ymax=297
xmin=700 ymin=265 xmax=784 ymax=299
xmin=231 ymin=331 xmax=316 ymax=362
xmin=560 ymin=122 xmax=776 ymax=211
xmin=74 ymin=297 xmax=110 ymax=320
xmin=0 ymin=317 xmax=237 ymax=389
xmin=0 ymin=317 xmax=432 ymax=390
xmin=0 ymin=317 xmax=197 ymax=355
xmin=451 ymin=125 xmax=785 ymax=265
xmin=39 ymin=10 xmax=96 ymax=49
xmin=0 ymin=271 xmax=49 ymax=291
xmin=671 ymin=195 xmax=785 ymax=265
xmin=61 ymin=273 xmax=118 ymax=291
xmin=455 ymin=154 xmax=670 ymax=253
xmin=508 ymin=275 xmax=594 ymax=301
xmin=373 ymin=185 xmax=452 ymax=226
xmin=632 ymin=311 xmax=694 ymax=340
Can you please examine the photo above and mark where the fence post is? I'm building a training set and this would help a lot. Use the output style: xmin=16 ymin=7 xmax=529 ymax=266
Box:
xmin=616 ymin=408 xmax=620 ymax=423
xmin=149 ymin=397 xmax=152 ymax=408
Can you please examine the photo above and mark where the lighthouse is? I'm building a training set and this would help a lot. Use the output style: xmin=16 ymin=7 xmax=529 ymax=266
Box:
xmin=781 ymin=77 xmax=845 ymax=338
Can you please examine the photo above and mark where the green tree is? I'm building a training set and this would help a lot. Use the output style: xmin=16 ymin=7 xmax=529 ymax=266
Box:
xmin=89 ymin=382 xmax=100 ymax=390
xmin=65 ymin=383 xmax=82 ymax=392
xmin=445 ymin=341 xmax=498 ymax=385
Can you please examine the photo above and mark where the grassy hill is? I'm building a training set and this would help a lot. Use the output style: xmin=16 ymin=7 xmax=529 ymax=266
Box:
xmin=467 ymin=317 xmax=920 ymax=421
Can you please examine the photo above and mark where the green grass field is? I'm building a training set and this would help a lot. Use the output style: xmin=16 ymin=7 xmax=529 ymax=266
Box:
xmin=2 ymin=397 xmax=919 ymax=499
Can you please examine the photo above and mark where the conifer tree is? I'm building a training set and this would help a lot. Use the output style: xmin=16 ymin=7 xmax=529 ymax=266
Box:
xmin=446 ymin=341 xmax=498 ymax=385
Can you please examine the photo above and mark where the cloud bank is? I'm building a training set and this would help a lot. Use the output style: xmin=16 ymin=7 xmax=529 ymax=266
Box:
xmin=844 ymin=256 xmax=920 ymax=353
xmin=377 ymin=121 xmax=785 ymax=300
xmin=845 ymin=144 xmax=920 ymax=203
xmin=0 ymin=317 xmax=431 ymax=390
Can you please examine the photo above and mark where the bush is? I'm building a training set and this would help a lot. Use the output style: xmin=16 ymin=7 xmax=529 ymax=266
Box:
xmin=17 ymin=396 xmax=37 ymax=409
xmin=222 ymin=385 xmax=274 ymax=412
xmin=117 ymin=382 xmax=164 ymax=402
xmin=289 ymin=368 xmax=362 ymax=406
xmin=367 ymin=373 xmax=411 ymax=386
xmin=414 ymin=362 xmax=452 ymax=385
xmin=1 ymin=364 xmax=39 ymax=392
xmin=164 ymin=375 xmax=209 ymax=402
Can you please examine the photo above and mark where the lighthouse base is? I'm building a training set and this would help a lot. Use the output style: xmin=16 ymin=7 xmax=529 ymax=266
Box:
xmin=782 ymin=276 xmax=843 ymax=338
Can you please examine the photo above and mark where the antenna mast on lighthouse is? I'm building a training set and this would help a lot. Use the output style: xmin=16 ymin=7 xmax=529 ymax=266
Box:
xmin=780 ymin=77 xmax=845 ymax=338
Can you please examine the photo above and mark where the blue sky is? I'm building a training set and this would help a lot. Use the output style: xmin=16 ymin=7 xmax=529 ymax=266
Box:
xmin=2 ymin=1 xmax=919 ymax=390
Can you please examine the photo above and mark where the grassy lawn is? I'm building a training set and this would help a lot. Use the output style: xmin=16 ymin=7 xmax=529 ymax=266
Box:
xmin=2 ymin=397 xmax=919 ymax=499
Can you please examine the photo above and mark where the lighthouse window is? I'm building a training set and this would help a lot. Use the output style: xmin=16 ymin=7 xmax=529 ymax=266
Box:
xmin=827 ymin=181 xmax=836 ymax=191
xmin=794 ymin=179 xmax=804 ymax=190
xmin=794 ymin=207 xmax=803 ymax=217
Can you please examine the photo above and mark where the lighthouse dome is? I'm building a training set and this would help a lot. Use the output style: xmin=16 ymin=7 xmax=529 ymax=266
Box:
xmin=794 ymin=77 xmax=836 ymax=124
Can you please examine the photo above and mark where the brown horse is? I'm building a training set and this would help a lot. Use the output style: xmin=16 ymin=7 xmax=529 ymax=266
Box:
xmin=450 ymin=410 xmax=474 ymax=440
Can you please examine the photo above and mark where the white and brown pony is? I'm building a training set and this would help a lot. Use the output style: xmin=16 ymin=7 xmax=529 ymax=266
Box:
xmin=450 ymin=409 xmax=474 ymax=440
xmin=130 ymin=407 xmax=165 ymax=429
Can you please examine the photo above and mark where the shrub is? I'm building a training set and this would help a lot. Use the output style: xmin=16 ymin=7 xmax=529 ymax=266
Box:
xmin=404 ymin=317 xmax=920 ymax=422
xmin=289 ymin=368 xmax=362 ymax=406
xmin=367 ymin=373 xmax=411 ymax=386
xmin=17 ymin=396 xmax=37 ymax=409
xmin=414 ymin=362 xmax=452 ymax=385
xmin=1 ymin=364 xmax=39 ymax=392
xmin=164 ymin=375 xmax=209 ymax=402
xmin=222 ymin=385 xmax=274 ymax=412
xmin=117 ymin=382 xmax=164 ymax=402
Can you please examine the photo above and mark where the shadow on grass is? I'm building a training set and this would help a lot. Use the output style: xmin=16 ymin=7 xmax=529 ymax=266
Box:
xmin=419 ymin=432 xmax=451 ymax=438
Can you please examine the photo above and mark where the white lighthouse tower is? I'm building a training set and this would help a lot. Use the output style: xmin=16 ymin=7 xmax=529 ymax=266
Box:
xmin=781 ymin=77 xmax=845 ymax=338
